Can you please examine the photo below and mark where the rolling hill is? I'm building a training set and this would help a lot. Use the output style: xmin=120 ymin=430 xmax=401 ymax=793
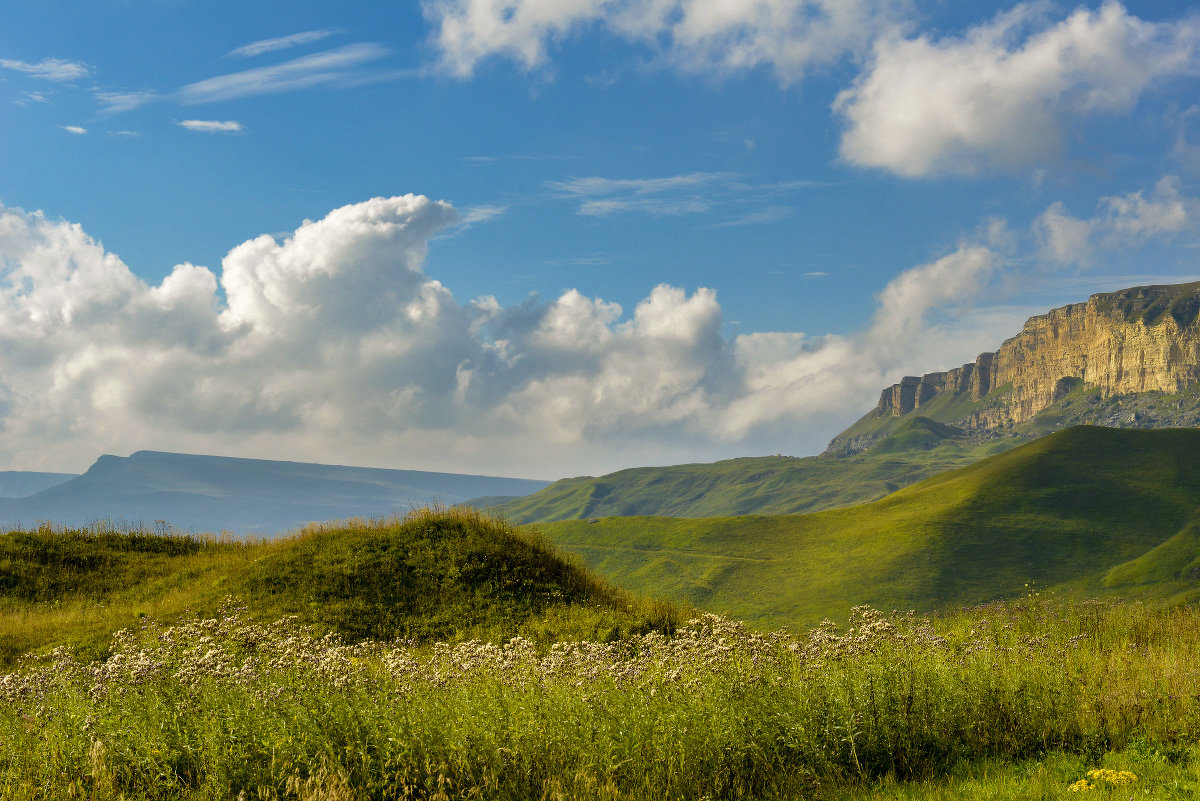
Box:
xmin=533 ymin=426 xmax=1200 ymax=629
xmin=490 ymin=416 xmax=1019 ymax=523
xmin=0 ymin=507 xmax=679 ymax=667
xmin=0 ymin=450 xmax=549 ymax=534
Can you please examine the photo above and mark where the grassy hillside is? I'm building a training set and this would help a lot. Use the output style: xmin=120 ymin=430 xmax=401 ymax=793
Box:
xmin=491 ymin=422 xmax=1018 ymax=524
xmin=499 ymin=381 xmax=1200 ymax=526
xmin=0 ymin=507 xmax=680 ymax=668
xmin=536 ymin=426 xmax=1200 ymax=629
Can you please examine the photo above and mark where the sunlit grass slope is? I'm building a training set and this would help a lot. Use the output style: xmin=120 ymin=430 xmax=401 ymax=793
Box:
xmin=0 ymin=508 xmax=679 ymax=668
xmin=492 ymin=421 xmax=1018 ymax=524
xmin=536 ymin=426 xmax=1200 ymax=628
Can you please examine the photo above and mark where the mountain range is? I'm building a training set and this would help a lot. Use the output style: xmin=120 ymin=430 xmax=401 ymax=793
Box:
xmin=0 ymin=451 xmax=549 ymax=535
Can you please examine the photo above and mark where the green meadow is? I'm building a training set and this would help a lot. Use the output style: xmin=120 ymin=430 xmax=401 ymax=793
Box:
xmin=536 ymin=426 xmax=1200 ymax=627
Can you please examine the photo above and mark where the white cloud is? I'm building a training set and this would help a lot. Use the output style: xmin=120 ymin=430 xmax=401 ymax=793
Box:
xmin=0 ymin=57 xmax=91 ymax=81
xmin=4 ymin=181 xmax=1193 ymax=476
xmin=0 ymin=194 xmax=1029 ymax=475
xmin=458 ymin=205 xmax=507 ymax=226
xmin=423 ymin=0 xmax=909 ymax=81
xmin=61 ymin=125 xmax=87 ymax=135
xmin=549 ymin=171 xmax=772 ymax=217
xmin=178 ymin=119 xmax=245 ymax=133
xmin=550 ymin=172 xmax=737 ymax=197
xmin=1034 ymin=176 xmax=1200 ymax=264
xmin=710 ymin=206 xmax=794 ymax=227
xmin=95 ymin=90 xmax=159 ymax=114
xmin=179 ymin=44 xmax=395 ymax=104
xmin=836 ymin=3 xmax=1200 ymax=177
xmin=1034 ymin=202 xmax=1095 ymax=264
xmin=578 ymin=198 xmax=712 ymax=216
xmin=1101 ymin=175 xmax=1196 ymax=239
xmin=227 ymin=30 xmax=341 ymax=59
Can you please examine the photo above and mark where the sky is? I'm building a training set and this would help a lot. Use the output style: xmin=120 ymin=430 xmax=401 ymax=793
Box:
xmin=1 ymin=0 xmax=1200 ymax=478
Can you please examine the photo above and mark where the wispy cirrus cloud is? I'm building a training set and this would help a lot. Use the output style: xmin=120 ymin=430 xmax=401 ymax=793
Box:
xmin=61 ymin=125 xmax=87 ymax=135
xmin=94 ymin=90 xmax=160 ymax=114
xmin=709 ymin=206 xmax=795 ymax=228
xmin=548 ymin=171 xmax=821 ymax=224
xmin=226 ymin=29 xmax=342 ymax=59
xmin=0 ymin=57 xmax=91 ymax=81
xmin=549 ymin=172 xmax=734 ymax=216
xmin=179 ymin=44 xmax=398 ymax=104
xmin=459 ymin=205 xmax=507 ymax=226
xmin=550 ymin=172 xmax=737 ymax=198
xmin=178 ymin=119 xmax=244 ymax=133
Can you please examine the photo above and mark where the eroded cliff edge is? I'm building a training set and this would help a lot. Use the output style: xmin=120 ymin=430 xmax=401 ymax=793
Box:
xmin=829 ymin=281 xmax=1200 ymax=454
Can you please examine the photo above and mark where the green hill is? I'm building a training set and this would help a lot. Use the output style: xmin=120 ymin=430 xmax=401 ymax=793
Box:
xmin=0 ymin=507 xmax=679 ymax=667
xmin=490 ymin=419 xmax=1017 ymax=523
xmin=534 ymin=426 xmax=1200 ymax=629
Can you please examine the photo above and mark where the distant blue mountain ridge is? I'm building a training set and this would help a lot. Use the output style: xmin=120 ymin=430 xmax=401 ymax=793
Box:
xmin=0 ymin=451 xmax=549 ymax=535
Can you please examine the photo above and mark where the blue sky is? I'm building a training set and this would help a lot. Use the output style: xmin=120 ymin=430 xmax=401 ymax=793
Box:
xmin=1 ymin=0 xmax=1200 ymax=477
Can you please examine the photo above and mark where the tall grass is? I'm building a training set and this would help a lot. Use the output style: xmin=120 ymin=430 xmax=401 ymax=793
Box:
xmin=2 ymin=597 xmax=1198 ymax=799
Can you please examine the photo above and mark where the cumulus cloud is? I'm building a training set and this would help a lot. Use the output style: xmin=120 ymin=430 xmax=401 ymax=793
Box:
xmin=0 ymin=194 xmax=1025 ymax=475
xmin=0 ymin=57 xmax=91 ymax=81
xmin=423 ymin=0 xmax=909 ymax=81
xmin=1035 ymin=176 xmax=1200 ymax=264
xmin=178 ymin=119 xmax=245 ymax=133
xmin=61 ymin=125 xmax=87 ymax=135
xmin=836 ymin=3 xmax=1200 ymax=177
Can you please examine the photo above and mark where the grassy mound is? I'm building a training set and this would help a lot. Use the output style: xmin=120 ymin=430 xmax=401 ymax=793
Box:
xmin=0 ymin=507 xmax=680 ymax=667
xmin=536 ymin=426 xmax=1200 ymax=628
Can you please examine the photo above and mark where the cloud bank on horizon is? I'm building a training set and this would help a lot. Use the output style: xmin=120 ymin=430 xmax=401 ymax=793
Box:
xmin=0 ymin=182 xmax=1195 ymax=476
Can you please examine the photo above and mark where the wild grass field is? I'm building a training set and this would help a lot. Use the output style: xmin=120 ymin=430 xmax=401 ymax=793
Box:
xmin=3 ymin=506 xmax=1200 ymax=799
xmin=3 ymin=591 xmax=1199 ymax=799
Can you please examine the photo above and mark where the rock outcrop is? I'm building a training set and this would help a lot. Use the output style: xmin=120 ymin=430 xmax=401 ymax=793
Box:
xmin=870 ymin=282 xmax=1200 ymax=431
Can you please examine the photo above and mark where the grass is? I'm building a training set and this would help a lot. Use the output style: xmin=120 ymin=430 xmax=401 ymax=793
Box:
xmin=2 ymin=597 xmax=1199 ymax=799
xmin=534 ymin=427 xmax=1200 ymax=628
xmin=0 ymin=508 xmax=682 ymax=669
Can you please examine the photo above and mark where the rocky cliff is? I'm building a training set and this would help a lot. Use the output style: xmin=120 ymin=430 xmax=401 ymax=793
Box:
xmin=832 ymin=282 xmax=1200 ymax=452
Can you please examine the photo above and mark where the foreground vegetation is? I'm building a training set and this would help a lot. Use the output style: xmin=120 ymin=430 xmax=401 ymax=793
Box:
xmin=539 ymin=426 xmax=1200 ymax=627
xmin=0 ymin=508 xmax=680 ymax=668
xmin=2 ymin=597 xmax=1199 ymax=799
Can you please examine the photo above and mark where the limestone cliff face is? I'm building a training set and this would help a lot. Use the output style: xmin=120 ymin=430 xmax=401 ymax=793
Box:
xmin=872 ymin=282 xmax=1200 ymax=429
